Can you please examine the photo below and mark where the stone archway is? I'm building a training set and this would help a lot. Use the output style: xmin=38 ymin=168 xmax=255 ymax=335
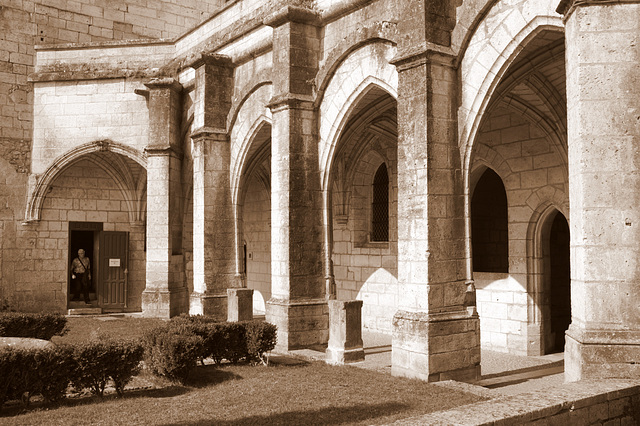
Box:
xmin=36 ymin=148 xmax=147 ymax=312
xmin=466 ymin=28 xmax=569 ymax=355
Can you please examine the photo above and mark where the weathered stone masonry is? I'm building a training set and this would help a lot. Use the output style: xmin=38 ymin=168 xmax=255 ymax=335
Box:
xmin=2 ymin=0 xmax=640 ymax=383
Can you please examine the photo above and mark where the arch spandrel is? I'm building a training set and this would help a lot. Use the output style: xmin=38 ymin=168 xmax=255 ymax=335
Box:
xmin=458 ymin=0 xmax=563 ymax=178
xmin=25 ymin=140 xmax=147 ymax=223
xmin=318 ymin=42 xmax=398 ymax=191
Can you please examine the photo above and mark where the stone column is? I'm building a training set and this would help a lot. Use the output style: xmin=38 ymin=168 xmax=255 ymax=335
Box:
xmin=264 ymin=6 xmax=328 ymax=351
xmin=142 ymin=78 xmax=188 ymax=318
xmin=390 ymin=0 xmax=480 ymax=382
xmin=188 ymin=54 xmax=237 ymax=320
xmin=557 ymin=0 xmax=640 ymax=381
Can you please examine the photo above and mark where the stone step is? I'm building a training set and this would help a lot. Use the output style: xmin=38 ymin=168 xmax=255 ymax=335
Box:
xmin=68 ymin=307 xmax=103 ymax=315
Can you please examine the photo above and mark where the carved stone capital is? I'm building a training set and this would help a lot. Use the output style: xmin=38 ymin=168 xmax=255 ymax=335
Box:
xmin=391 ymin=43 xmax=456 ymax=72
xmin=144 ymin=77 xmax=183 ymax=93
xmin=186 ymin=52 xmax=233 ymax=71
xmin=264 ymin=5 xmax=321 ymax=28
xmin=557 ymin=0 xmax=640 ymax=19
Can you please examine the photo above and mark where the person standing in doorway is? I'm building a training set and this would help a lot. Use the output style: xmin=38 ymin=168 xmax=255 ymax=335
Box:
xmin=71 ymin=249 xmax=91 ymax=304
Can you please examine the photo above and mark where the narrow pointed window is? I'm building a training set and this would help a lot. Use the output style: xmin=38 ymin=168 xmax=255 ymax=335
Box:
xmin=371 ymin=163 xmax=389 ymax=242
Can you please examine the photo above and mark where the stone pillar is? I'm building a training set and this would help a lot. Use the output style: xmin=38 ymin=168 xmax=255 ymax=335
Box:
xmin=390 ymin=0 xmax=480 ymax=382
xmin=326 ymin=300 xmax=365 ymax=364
xmin=227 ymin=288 xmax=254 ymax=322
xmin=558 ymin=0 xmax=640 ymax=381
xmin=142 ymin=78 xmax=188 ymax=318
xmin=188 ymin=54 xmax=237 ymax=320
xmin=264 ymin=6 xmax=328 ymax=351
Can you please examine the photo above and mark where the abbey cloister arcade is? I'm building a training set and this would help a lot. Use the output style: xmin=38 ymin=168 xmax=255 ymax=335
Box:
xmin=3 ymin=0 xmax=638 ymax=382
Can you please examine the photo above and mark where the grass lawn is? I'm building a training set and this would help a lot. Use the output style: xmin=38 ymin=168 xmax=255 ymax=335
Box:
xmin=1 ymin=316 xmax=487 ymax=425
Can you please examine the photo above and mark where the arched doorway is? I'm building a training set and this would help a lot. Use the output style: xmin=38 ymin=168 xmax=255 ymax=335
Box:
xmin=38 ymin=150 xmax=147 ymax=312
xmin=545 ymin=211 xmax=570 ymax=353
xmin=238 ymin=123 xmax=272 ymax=313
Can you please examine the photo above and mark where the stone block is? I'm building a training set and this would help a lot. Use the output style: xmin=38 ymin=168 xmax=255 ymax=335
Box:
xmin=227 ymin=288 xmax=253 ymax=322
xmin=326 ymin=300 xmax=364 ymax=365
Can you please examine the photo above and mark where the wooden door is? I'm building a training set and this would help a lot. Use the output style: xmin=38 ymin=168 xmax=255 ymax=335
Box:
xmin=99 ymin=231 xmax=128 ymax=309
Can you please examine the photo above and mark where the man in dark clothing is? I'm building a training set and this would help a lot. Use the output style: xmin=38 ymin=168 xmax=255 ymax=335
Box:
xmin=70 ymin=249 xmax=91 ymax=304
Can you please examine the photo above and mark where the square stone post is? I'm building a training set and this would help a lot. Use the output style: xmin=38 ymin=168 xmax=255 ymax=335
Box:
xmin=142 ymin=78 xmax=188 ymax=318
xmin=558 ymin=0 xmax=640 ymax=381
xmin=390 ymin=0 xmax=479 ymax=382
xmin=326 ymin=300 xmax=365 ymax=364
xmin=227 ymin=288 xmax=254 ymax=322
xmin=264 ymin=6 xmax=328 ymax=351
xmin=187 ymin=54 xmax=237 ymax=320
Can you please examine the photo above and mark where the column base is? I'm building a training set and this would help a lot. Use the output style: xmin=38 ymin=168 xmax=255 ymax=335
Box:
xmin=565 ymin=325 xmax=640 ymax=382
xmin=266 ymin=298 xmax=329 ymax=351
xmin=392 ymin=309 xmax=480 ymax=382
xmin=141 ymin=287 xmax=188 ymax=318
xmin=189 ymin=292 xmax=227 ymax=321
xmin=326 ymin=346 xmax=365 ymax=364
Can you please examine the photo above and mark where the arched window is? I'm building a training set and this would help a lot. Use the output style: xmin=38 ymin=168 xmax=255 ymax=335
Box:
xmin=371 ymin=163 xmax=389 ymax=242
xmin=471 ymin=168 xmax=508 ymax=272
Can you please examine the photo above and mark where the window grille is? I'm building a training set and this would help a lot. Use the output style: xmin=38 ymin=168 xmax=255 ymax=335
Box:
xmin=371 ymin=163 xmax=389 ymax=242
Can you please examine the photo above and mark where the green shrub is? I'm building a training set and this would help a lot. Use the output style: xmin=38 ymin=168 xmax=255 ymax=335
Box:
xmin=142 ymin=323 xmax=203 ymax=384
xmin=0 ymin=347 xmax=25 ymax=408
xmin=245 ymin=321 xmax=277 ymax=364
xmin=0 ymin=312 xmax=67 ymax=340
xmin=0 ymin=346 xmax=74 ymax=408
xmin=223 ymin=322 xmax=247 ymax=363
xmin=71 ymin=339 xmax=143 ymax=397
xmin=31 ymin=345 xmax=75 ymax=403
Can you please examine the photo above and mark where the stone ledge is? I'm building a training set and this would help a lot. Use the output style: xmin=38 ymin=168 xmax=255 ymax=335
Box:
xmin=389 ymin=379 xmax=640 ymax=425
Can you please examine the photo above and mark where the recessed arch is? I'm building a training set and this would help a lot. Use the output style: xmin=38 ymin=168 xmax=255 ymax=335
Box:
xmin=25 ymin=140 xmax=147 ymax=223
xmin=460 ymin=15 xmax=564 ymax=182
xmin=526 ymin=202 xmax=570 ymax=355
xmin=321 ymin=78 xmax=397 ymax=192
xmin=232 ymin=117 xmax=272 ymax=206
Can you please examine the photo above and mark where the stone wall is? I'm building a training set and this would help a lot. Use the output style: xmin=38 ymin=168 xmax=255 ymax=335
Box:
xmin=1 ymin=0 xmax=223 ymax=310
xmin=333 ymin=148 xmax=398 ymax=334
xmin=399 ymin=380 xmax=640 ymax=425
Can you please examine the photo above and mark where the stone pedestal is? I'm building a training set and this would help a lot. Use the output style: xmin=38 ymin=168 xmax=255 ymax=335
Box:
xmin=326 ymin=300 xmax=364 ymax=364
xmin=264 ymin=6 xmax=328 ymax=351
xmin=142 ymin=78 xmax=188 ymax=318
xmin=228 ymin=288 xmax=254 ymax=322
xmin=266 ymin=298 xmax=329 ymax=351
xmin=559 ymin=0 xmax=640 ymax=381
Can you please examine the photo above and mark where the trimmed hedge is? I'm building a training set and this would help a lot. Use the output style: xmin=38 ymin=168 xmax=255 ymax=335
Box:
xmin=142 ymin=322 xmax=204 ymax=384
xmin=71 ymin=339 xmax=144 ymax=397
xmin=142 ymin=318 xmax=278 ymax=382
xmin=0 ymin=312 xmax=67 ymax=340
xmin=0 ymin=345 xmax=74 ymax=408
xmin=0 ymin=339 xmax=143 ymax=409
xmin=245 ymin=320 xmax=277 ymax=364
